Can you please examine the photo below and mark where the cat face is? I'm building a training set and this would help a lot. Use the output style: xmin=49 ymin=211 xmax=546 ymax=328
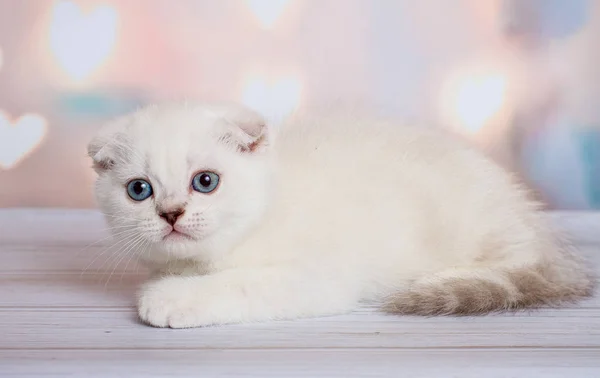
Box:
xmin=88 ymin=102 xmax=272 ymax=261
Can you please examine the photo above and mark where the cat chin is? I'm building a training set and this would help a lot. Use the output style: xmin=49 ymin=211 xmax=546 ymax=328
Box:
xmin=145 ymin=238 xmax=208 ymax=261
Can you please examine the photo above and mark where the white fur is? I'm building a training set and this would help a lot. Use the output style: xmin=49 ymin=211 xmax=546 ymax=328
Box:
xmin=89 ymin=102 xmax=594 ymax=328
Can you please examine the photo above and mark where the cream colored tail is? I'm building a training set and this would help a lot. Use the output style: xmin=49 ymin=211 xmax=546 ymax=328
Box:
xmin=384 ymin=262 xmax=595 ymax=316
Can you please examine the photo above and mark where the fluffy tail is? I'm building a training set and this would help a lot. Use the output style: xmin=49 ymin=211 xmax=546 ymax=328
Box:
xmin=383 ymin=260 xmax=596 ymax=316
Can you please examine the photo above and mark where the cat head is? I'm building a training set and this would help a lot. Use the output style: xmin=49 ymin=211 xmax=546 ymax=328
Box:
xmin=88 ymin=102 xmax=272 ymax=262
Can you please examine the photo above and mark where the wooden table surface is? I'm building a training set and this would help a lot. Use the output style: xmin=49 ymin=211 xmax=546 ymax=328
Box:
xmin=1 ymin=209 xmax=599 ymax=377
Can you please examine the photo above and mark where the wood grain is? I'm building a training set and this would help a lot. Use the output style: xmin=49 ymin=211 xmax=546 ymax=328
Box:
xmin=3 ymin=349 xmax=600 ymax=378
xmin=1 ymin=209 xmax=599 ymax=377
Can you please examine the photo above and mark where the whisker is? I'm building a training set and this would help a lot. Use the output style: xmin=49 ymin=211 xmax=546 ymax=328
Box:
xmin=96 ymin=223 xmax=139 ymax=232
xmin=137 ymin=239 xmax=153 ymax=275
xmin=81 ymin=231 xmax=139 ymax=276
xmin=96 ymin=236 xmax=144 ymax=286
xmin=76 ymin=227 xmax=139 ymax=258
xmin=120 ymin=239 xmax=149 ymax=284
xmin=105 ymin=235 xmax=146 ymax=288
xmin=96 ymin=233 xmax=144 ymax=276
xmin=198 ymin=202 xmax=214 ymax=214
xmin=100 ymin=213 xmax=142 ymax=222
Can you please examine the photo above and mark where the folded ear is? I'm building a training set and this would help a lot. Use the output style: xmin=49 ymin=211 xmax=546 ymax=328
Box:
xmin=211 ymin=104 xmax=269 ymax=153
xmin=87 ymin=117 xmax=129 ymax=173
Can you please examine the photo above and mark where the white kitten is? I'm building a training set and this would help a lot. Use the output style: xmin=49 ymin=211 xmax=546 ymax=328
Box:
xmin=88 ymin=102 xmax=595 ymax=328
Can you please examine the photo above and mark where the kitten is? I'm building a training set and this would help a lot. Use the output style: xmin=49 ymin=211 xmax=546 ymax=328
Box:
xmin=88 ymin=102 xmax=595 ymax=328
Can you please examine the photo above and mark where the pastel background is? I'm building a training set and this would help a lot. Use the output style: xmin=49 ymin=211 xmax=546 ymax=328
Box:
xmin=0 ymin=0 xmax=598 ymax=209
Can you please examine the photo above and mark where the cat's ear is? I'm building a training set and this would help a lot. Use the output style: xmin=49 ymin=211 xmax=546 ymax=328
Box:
xmin=213 ymin=105 xmax=269 ymax=153
xmin=87 ymin=118 xmax=128 ymax=174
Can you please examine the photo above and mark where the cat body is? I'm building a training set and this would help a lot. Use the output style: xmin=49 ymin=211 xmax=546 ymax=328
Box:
xmin=88 ymin=102 xmax=594 ymax=328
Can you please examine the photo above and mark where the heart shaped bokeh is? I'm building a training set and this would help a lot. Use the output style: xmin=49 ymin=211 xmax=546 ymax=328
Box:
xmin=49 ymin=1 xmax=118 ymax=81
xmin=0 ymin=112 xmax=47 ymax=169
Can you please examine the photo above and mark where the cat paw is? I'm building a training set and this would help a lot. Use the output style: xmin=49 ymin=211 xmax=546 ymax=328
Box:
xmin=137 ymin=277 xmax=207 ymax=328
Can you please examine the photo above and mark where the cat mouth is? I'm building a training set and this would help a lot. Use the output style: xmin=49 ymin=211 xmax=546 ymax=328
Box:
xmin=163 ymin=229 xmax=194 ymax=241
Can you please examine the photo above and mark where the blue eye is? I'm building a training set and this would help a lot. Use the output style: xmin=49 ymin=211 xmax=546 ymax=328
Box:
xmin=126 ymin=179 xmax=153 ymax=201
xmin=192 ymin=171 xmax=219 ymax=193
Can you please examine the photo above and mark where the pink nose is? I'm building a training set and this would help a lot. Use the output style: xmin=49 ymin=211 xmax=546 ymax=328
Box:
xmin=159 ymin=208 xmax=185 ymax=225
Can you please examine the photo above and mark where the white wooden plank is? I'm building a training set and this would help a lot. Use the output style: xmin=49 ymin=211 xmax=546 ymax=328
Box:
xmin=0 ymin=244 xmax=146 ymax=273
xmin=0 ymin=273 xmax=143 ymax=308
xmin=1 ymin=209 xmax=599 ymax=245
xmin=1 ymin=306 xmax=599 ymax=349
xmin=1 ymin=210 xmax=597 ymax=275
xmin=0 ymin=209 xmax=107 ymax=245
xmin=1 ymin=271 xmax=598 ymax=309
xmin=3 ymin=241 xmax=598 ymax=273
xmin=1 ymin=209 xmax=599 ymax=377
xmin=2 ymin=348 xmax=600 ymax=378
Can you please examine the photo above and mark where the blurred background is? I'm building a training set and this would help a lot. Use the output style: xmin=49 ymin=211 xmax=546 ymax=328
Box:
xmin=0 ymin=0 xmax=598 ymax=209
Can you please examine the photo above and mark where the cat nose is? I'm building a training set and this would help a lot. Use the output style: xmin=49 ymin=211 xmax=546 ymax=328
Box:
xmin=159 ymin=208 xmax=185 ymax=226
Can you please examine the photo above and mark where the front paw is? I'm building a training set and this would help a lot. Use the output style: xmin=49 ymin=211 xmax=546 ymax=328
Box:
xmin=137 ymin=277 xmax=204 ymax=329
